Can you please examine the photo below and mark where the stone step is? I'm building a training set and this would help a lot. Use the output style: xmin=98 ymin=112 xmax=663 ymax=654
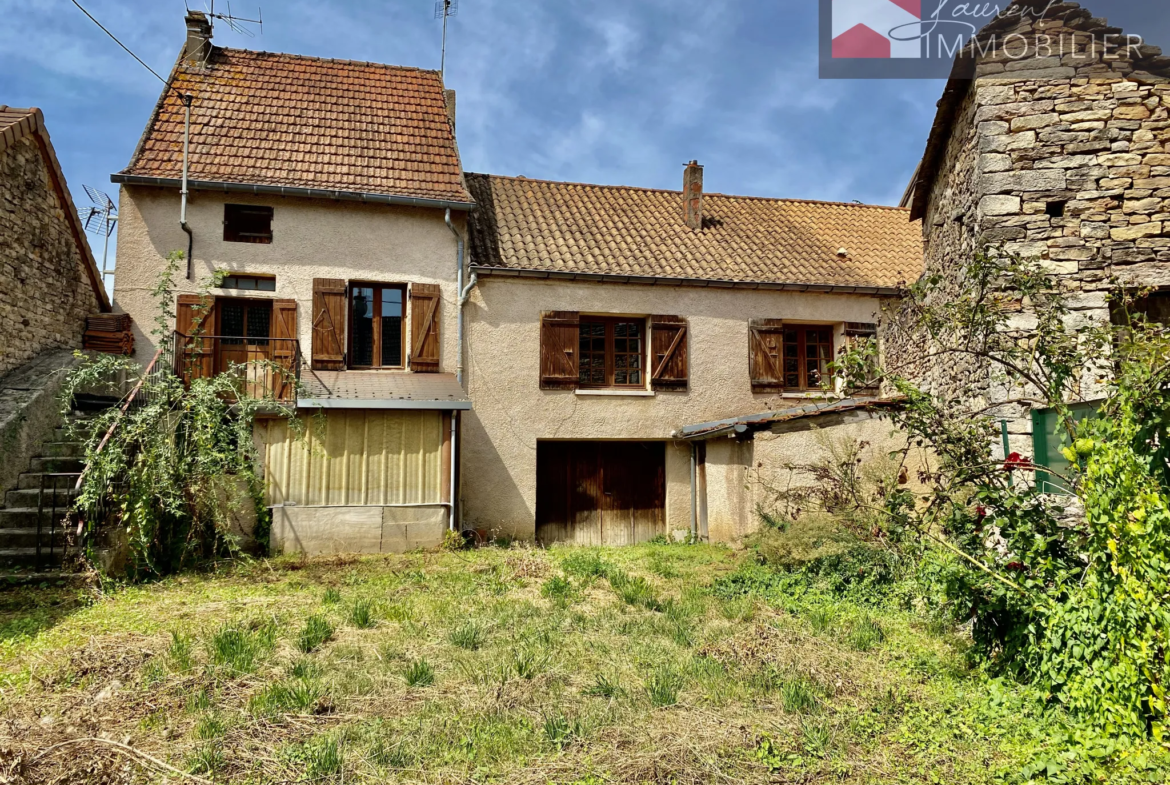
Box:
xmin=28 ymin=457 xmax=85 ymax=474
xmin=0 ymin=548 xmax=67 ymax=569
xmin=5 ymin=487 xmax=79 ymax=508
xmin=17 ymin=472 xmax=82 ymax=490
xmin=0 ymin=571 xmax=75 ymax=586
xmin=0 ymin=528 xmax=65 ymax=549
xmin=39 ymin=442 xmax=84 ymax=458
xmin=0 ymin=509 xmax=41 ymax=529
xmin=53 ymin=425 xmax=97 ymax=442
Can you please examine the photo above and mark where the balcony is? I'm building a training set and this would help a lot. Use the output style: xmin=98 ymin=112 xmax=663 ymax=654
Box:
xmin=173 ymin=332 xmax=301 ymax=402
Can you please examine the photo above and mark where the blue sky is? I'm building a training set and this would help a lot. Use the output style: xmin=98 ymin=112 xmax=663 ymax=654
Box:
xmin=1 ymin=0 xmax=1167 ymax=292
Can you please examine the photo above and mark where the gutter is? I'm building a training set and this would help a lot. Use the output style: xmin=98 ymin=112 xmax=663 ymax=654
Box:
xmin=470 ymin=265 xmax=904 ymax=297
xmin=112 ymin=173 xmax=476 ymax=212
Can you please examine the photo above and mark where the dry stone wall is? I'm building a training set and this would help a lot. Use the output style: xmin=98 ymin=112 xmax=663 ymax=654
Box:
xmin=0 ymin=136 xmax=95 ymax=377
xmin=887 ymin=2 xmax=1170 ymax=460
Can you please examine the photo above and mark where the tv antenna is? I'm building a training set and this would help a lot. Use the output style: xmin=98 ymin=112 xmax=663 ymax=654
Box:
xmin=436 ymin=0 xmax=458 ymax=80
xmin=190 ymin=0 xmax=263 ymax=37
xmin=78 ymin=185 xmax=118 ymax=282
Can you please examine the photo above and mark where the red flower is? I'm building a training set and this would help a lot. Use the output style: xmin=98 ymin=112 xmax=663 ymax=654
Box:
xmin=1004 ymin=453 xmax=1034 ymax=471
xmin=1005 ymin=562 xmax=1026 ymax=572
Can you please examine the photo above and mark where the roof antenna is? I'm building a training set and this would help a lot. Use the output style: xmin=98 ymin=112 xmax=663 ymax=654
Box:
xmin=436 ymin=0 xmax=458 ymax=80
xmin=206 ymin=0 xmax=263 ymax=38
xmin=78 ymin=185 xmax=118 ymax=285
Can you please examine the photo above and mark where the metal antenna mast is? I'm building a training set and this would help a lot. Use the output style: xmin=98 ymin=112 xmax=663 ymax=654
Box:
xmin=78 ymin=186 xmax=118 ymax=283
xmin=204 ymin=0 xmax=264 ymax=37
xmin=436 ymin=0 xmax=458 ymax=80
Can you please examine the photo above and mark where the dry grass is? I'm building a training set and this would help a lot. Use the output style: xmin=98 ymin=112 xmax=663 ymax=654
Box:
xmin=0 ymin=544 xmax=1043 ymax=783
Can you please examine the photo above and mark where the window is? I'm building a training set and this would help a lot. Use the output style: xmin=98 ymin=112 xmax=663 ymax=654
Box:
xmin=1112 ymin=289 xmax=1170 ymax=327
xmin=782 ymin=325 xmax=834 ymax=391
xmin=349 ymin=284 xmax=406 ymax=368
xmin=224 ymin=204 xmax=274 ymax=244
xmin=578 ymin=316 xmax=645 ymax=388
xmin=218 ymin=299 xmax=271 ymax=348
xmin=220 ymin=274 xmax=276 ymax=292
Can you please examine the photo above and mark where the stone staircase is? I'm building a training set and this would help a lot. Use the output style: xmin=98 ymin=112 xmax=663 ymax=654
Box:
xmin=0 ymin=409 xmax=99 ymax=574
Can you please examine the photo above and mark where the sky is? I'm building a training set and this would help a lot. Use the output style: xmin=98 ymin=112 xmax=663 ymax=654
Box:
xmin=1 ymin=0 xmax=1168 ymax=296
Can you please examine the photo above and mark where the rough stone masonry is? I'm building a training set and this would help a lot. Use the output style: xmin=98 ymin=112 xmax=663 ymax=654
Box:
xmin=0 ymin=135 xmax=96 ymax=378
xmin=887 ymin=1 xmax=1170 ymax=460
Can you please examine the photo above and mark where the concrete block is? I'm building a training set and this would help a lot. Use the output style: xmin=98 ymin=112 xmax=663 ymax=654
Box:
xmin=272 ymin=506 xmax=383 ymax=556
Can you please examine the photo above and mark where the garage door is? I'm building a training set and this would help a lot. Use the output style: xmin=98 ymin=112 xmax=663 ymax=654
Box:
xmin=536 ymin=441 xmax=666 ymax=546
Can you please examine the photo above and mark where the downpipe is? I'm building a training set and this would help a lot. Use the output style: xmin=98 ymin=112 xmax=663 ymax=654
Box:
xmin=444 ymin=209 xmax=473 ymax=534
xmin=180 ymin=94 xmax=194 ymax=280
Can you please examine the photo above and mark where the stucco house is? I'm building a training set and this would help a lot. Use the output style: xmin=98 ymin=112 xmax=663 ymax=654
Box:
xmin=111 ymin=11 xmax=924 ymax=553
xmin=111 ymin=13 xmax=473 ymax=555
xmin=462 ymin=171 xmax=921 ymax=543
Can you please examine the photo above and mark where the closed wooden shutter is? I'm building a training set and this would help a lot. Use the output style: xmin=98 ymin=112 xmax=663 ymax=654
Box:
xmin=540 ymin=311 xmax=580 ymax=390
xmin=410 ymin=283 xmax=441 ymax=373
xmin=271 ymin=299 xmax=298 ymax=401
xmin=311 ymin=279 xmax=346 ymax=371
xmin=650 ymin=315 xmax=689 ymax=391
xmin=749 ymin=318 xmax=785 ymax=393
xmin=176 ymin=294 xmax=215 ymax=382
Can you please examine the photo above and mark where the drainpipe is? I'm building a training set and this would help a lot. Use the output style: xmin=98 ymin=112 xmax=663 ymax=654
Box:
xmin=690 ymin=442 xmax=698 ymax=541
xmin=449 ymin=412 xmax=458 ymax=532
xmin=180 ymin=94 xmax=194 ymax=280
xmin=445 ymin=209 xmax=469 ymax=387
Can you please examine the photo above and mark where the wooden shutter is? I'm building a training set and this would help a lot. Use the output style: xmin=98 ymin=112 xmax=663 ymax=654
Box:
xmin=410 ymin=283 xmax=441 ymax=373
xmin=311 ymin=278 xmax=346 ymax=371
xmin=271 ymin=299 xmax=298 ymax=401
xmin=540 ymin=311 xmax=580 ymax=390
xmin=650 ymin=315 xmax=689 ymax=391
xmin=749 ymin=319 xmax=785 ymax=393
xmin=176 ymin=294 xmax=215 ymax=382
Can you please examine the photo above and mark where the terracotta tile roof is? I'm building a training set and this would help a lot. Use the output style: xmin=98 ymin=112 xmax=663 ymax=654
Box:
xmin=466 ymin=174 xmax=922 ymax=291
xmin=121 ymin=48 xmax=471 ymax=204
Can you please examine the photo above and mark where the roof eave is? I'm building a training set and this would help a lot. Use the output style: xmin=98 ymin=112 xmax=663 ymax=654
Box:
xmin=111 ymin=173 xmax=476 ymax=211
xmin=470 ymin=265 xmax=906 ymax=297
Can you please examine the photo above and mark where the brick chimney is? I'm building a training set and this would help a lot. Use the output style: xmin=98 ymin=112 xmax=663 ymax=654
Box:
xmin=444 ymin=89 xmax=457 ymax=133
xmin=183 ymin=11 xmax=212 ymax=67
xmin=683 ymin=160 xmax=703 ymax=231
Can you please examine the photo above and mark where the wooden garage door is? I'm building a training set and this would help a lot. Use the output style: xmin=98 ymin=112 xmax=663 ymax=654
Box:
xmin=536 ymin=441 xmax=666 ymax=546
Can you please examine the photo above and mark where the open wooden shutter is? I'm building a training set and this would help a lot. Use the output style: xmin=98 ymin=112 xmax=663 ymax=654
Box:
xmin=271 ymin=299 xmax=298 ymax=401
xmin=749 ymin=319 xmax=785 ymax=393
xmin=410 ymin=283 xmax=441 ymax=373
xmin=311 ymin=279 xmax=346 ymax=371
xmin=540 ymin=311 xmax=579 ymax=390
xmin=176 ymin=294 xmax=215 ymax=382
xmin=651 ymin=315 xmax=689 ymax=391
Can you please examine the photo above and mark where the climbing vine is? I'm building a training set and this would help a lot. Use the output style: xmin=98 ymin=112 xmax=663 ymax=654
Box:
xmin=61 ymin=252 xmax=305 ymax=578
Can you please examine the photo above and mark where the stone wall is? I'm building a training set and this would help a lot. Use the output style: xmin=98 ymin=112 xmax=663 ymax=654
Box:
xmin=0 ymin=136 xmax=96 ymax=377
xmin=887 ymin=4 xmax=1170 ymax=461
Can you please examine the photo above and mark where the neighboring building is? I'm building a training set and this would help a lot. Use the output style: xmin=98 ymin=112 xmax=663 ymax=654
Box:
xmin=0 ymin=106 xmax=110 ymax=377
xmin=892 ymin=0 xmax=1170 ymax=463
xmin=0 ymin=105 xmax=111 ymax=503
xmin=463 ymin=169 xmax=921 ymax=543
xmin=112 ymin=13 xmax=473 ymax=555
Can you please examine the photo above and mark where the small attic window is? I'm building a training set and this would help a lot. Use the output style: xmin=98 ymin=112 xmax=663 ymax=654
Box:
xmin=1046 ymin=201 xmax=1067 ymax=219
xmin=224 ymin=204 xmax=274 ymax=244
xmin=221 ymin=274 xmax=276 ymax=292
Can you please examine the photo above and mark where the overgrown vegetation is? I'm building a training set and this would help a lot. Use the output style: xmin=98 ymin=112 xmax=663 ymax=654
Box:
xmin=4 ymin=545 xmax=1168 ymax=783
xmin=60 ymin=252 xmax=303 ymax=577
xmin=786 ymin=245 xmax=1170 ymax=776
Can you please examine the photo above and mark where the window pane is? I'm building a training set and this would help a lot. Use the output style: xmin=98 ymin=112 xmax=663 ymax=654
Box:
xmin=220 ymin=301 xmax=245 ymax=346
xmin=580 ymin=322 xmax=607 ymax=385
xmin=246 ymin=304 xmax=270 ymax=347
xmin=381 ymin=304 xmax=402 ymax=367
xmin=351 ymin=287 xmax=374 ymax=367
xmin=612 ymin=321 xmax=643 ymax=387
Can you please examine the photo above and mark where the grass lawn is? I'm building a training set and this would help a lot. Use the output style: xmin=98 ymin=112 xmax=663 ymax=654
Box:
xmin=0 ymin=543 xmax=1076 ymax=784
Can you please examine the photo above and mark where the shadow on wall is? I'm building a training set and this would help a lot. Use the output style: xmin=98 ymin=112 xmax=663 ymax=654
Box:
xmin=459 ymin=407 xmax=533 ymax=541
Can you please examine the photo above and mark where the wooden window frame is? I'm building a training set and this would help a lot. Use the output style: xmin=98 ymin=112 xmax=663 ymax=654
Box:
xmin=216 ymin=297 xmax=273 ymax=348
xmin=223 ymin=204 xmax=274 ymax=244
xmin=578 ymin=316 xmax=647 ymax=390
xmin=347 ymin=282 xmax=408 ymax=370
xmin=782 ymin=324 xmax=835 ymax=392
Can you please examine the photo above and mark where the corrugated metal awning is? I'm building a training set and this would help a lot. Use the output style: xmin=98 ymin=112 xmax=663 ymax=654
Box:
xmin=677 ymin=397 xmax=902 ymax=441
xmin=299 ymin=371 xmax=472 ymax=410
